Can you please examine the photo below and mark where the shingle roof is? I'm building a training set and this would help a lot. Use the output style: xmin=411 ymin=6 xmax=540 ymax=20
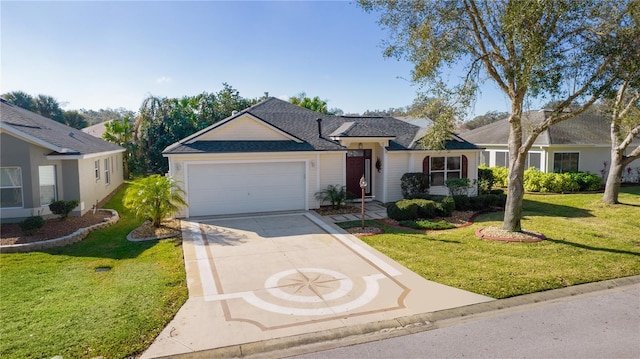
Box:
xmin=164 ymin=97 xmax=479 ymax=154
xmin=0 ymin=98 xmax=124 ymax=156
xmin=459 ymin=110 xmax=637 ymax=146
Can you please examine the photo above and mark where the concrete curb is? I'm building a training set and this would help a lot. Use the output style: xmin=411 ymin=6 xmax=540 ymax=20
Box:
xmin=0 ymin=209 xmax=119 ymax=253
xmin=157 ymin=275 xmax=640 ymax=359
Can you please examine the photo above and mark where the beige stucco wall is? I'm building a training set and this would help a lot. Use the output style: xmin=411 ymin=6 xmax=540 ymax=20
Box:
xmin=77 ymin=152 xmax=124 ymax=215
xmin=0 ymin=133 xmax=124 ymax=221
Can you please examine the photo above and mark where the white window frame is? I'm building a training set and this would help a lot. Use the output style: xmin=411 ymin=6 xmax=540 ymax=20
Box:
xmin=94 ymin=160 xmax=100 ymax=181
xmin=1 ymin=167 xmax=24 ymax=208
xmin=526 ymin=151 xmax=543 ymax=170
xmin=104 ymin=158 xmax=110 ymax=185
xmin=38 ymin=165 xmax=57 ymax=205
xmin=553 ymin=152 xmax=579 ymax=173
xmin=480 ymin=151 xmax=490 ymax=166
xmin=430 ymin=156 xmax=461 ymax=186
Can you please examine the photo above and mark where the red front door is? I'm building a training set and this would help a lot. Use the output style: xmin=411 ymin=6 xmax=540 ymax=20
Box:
xmin=346 ymin=149 xmax=372 ymax=198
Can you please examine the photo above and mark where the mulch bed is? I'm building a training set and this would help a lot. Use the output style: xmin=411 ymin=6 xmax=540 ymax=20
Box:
xmin=128 ymin=219 xmax=182 ymax=240
xmin=476 ymin=226 xmax=546 ymax=242
xmin=1 ymin=211 xmax=113 ymax=245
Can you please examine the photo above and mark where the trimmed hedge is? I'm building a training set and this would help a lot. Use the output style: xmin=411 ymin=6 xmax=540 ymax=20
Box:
xmin=486 ymin=166 xmax=603 ymax=193
xmin=388 ymin=197 xmax=455 ymax=221
xmin=438 ymin=196 xmax=456 ymax=217
xmin=523 ymin=168 xmax=602 ymax=192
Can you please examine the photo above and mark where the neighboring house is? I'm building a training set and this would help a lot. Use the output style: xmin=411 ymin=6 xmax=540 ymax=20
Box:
xmin=460 ymin=109 xmax=640 ymax=176
xmin=163 ymin=97 xmax=481 ymax=218
xmin=81 ymin=120 xmax=112 ymax=138
xmin=0 ymin=98 xmax=125 ymax=222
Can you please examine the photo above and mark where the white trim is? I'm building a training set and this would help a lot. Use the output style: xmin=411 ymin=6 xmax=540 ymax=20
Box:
xmin=330 ymin=136 xmax=395 ymax=142
xmin=382 ymin=148 xmax=388 ymax=202
xmin=183 ymin=159 xmax=309 ymax=218
xmin=0 ymin=166 xmax=24 ymax=209
xmin=164 ymin=150 xmax=346 ymax=158
xmin=46 ymin=148 xmax=125 ymax=160
xmin=315 ymin=152 xmax=321 ymax=197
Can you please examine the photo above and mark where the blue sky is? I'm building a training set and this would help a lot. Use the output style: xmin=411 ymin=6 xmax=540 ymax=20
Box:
xmin=1 ymin=1 xmax=512 ymax=119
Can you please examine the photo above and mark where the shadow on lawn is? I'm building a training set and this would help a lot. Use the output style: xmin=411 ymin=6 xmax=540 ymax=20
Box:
xmin=545 ymin=238 xmax=640 ymax=257
xmin=520 ymin=198 xmax=594 ymax=218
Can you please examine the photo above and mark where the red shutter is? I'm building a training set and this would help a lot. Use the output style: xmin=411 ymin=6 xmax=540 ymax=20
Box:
xmin=462 ymin=155 xmax=468 ymax=178
xmin=423 ymin=156 xmax=430 ymax=173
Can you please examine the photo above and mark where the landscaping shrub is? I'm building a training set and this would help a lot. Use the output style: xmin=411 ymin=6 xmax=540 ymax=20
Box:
xmin=489 ymin=189 xmax=504 ymax=195
xmin=388 ymin=199 xmax=438 ymax=221
xmin=400 ymin=172 xmax=430 ymax=199
xmin=452 ymin=195 xmax=471 ymax=210
xmin=387 ymin=200 xmax=420 ymax=221
xmin=446 ymin=178 xmax=471 ymax=196
xmin=468 ymin=195 xmax=488 ymax=211
xmin=490 ymin=166 xmax=509 ymax=187
xmin=477 ymin=166 xmax=495 ymax=194
xmin=315 ymin=184 xmax=347 ymax=208
xmin=523 ymin=168 xmax=602 ymax=193
xmin=568 ymin=172 xmax=603 ymax=191
xmin=49 ymin=199 xmax=79 ymax=221
xmin=436 ymin=196 xmax=456 ymax=217
xmin=407 ymin=193 xmax=446 ymax=202
xmin=552 ymin=173 xmax=580 ymax=192
xmin=19 ymin=215 xmax=44 ymax=234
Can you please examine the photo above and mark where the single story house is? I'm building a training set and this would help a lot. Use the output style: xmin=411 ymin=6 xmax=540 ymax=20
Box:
xmin=460 ymin=109 xmax=640 ymax=177
xmin=163 ymin=97 xmax=481 ymax=218
xmin=0 ymin=98 xmax=125 ymax=222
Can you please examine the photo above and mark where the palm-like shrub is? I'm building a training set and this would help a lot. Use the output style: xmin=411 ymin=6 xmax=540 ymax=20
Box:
xmin=123 ymin=175 xmax=187 ymax=227
xmin=315 ymin=184 xmax=347 ymax=209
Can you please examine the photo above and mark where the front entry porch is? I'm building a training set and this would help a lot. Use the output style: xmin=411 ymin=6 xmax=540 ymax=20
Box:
xmin=346 ymin=149 xmax=372 ymax=198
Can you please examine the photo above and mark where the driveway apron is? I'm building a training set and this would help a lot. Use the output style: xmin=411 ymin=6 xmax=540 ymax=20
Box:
xmin=142 ymin=212 xmax=493 ymax=358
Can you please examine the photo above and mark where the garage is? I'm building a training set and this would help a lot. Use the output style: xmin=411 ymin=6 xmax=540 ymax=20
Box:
xmin=186 ymin=162 xmax=306 ymax=217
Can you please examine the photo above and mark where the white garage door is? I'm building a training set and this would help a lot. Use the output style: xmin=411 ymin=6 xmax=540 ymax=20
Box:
xmin=186 ymin=162 xmax=306 ymax=217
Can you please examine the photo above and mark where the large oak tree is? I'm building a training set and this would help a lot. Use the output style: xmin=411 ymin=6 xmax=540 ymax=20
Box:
xmin=360 ymin=0 xmax=639 ymax=231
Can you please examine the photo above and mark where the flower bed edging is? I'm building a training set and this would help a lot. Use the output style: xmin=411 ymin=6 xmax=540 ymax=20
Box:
xmin=0 ymin=210 xmax=119 ymax=253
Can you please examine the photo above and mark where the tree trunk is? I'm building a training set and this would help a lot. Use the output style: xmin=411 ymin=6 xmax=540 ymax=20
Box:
xmin=502 ymin=106 xmax=526 ymax=232
xmin=502 ymin=154 xmax=526 ymax=232
xmin=602 ymin=149 xmax=625 ymax=204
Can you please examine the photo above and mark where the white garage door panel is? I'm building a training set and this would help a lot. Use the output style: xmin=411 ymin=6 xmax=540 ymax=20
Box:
xmin=187 ymin=162 xmax=306 ymax=216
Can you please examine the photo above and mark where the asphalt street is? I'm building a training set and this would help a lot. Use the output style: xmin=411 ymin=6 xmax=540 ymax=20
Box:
xmin=287 ymin=285 xmax=640 ymax=359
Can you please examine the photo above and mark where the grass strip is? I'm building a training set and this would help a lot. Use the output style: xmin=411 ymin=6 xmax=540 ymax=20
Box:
xmin=347 ymin=187 xmax=640 ymax=299
xmin=0 ymin=185 xmax=188 ymax=359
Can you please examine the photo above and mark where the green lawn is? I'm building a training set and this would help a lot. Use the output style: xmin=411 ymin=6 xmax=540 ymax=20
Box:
xmin=341 ymin=187 xmax=640 ymax=299
xmin=0 ymin=186 xmax=188 ymax=359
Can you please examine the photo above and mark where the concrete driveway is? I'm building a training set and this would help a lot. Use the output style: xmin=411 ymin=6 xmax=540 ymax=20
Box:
xmin=141 ymin=212 xmax=493 ymax=358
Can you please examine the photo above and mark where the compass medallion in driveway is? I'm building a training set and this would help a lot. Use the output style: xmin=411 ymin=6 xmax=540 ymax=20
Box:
xmin=141 ymin=212 xmax=493 ymax=358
